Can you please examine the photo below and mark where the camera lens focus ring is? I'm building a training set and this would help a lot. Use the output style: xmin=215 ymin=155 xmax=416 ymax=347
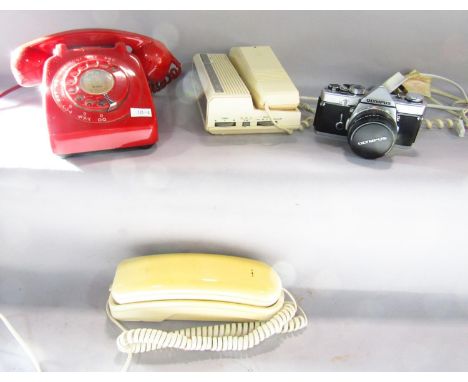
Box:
xmin=347 ymin=111 xmax=398 ymax=159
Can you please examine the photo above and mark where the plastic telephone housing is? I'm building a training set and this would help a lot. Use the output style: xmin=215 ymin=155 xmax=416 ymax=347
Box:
xmin=109 ymin=253 xmax=285 ymax=322
xmin=10 ymin=29 xmax=181 ymax=155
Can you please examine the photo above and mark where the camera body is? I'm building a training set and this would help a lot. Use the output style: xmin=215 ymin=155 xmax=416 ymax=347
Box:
xmin=313 ymin=84 xmax=426 ymax=159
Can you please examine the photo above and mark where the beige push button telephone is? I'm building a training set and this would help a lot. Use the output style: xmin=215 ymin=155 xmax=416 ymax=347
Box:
xmin=193 ymin=46 xmax=302 ymax=134
xmin=107 ymin=253 xmax=307 ymax=371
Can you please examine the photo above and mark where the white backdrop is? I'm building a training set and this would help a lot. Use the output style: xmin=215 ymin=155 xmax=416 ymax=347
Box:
xmin=1 ymin=10 xmax=468 ymax=371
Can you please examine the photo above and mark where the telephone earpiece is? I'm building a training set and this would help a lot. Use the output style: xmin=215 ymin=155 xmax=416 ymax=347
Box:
xmin=11 ymin=44 xmax=51 ymax=87
xmin=132 ymin=40 xmax=181 ymax=92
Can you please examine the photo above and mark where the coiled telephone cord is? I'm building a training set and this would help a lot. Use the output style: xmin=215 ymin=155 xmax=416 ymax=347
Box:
xmin=264 ymin=104 xmax=295 ymax=134
xmin=298 ymin=100 xmax=317 ymax=128
xmin=423 ymin=117 xmax=464 ymax=130
xmin=263 ymin=96 xmax=318 ymax=134
xmin=149 ymin=62 xmax=182 ymax=93
xmin=106 ymin=288 xmax=308 ymax=372
xmin=406 ymin=72 xmax=468 ymax=136
xmin=0 ymin=84 xmax=21 ymax=99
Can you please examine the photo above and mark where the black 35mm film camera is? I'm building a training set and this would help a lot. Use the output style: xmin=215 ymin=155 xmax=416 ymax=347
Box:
xmin=313 ymin=84 xmax=426 ymax=159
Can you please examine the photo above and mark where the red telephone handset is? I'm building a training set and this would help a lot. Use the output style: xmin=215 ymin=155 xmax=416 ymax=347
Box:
xmin=10 ymin=29 xmax=181 ymax=155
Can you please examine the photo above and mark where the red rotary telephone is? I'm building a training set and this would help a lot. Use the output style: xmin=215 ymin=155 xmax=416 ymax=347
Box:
xmin=10 ymin=29 xmax=181 ymax=155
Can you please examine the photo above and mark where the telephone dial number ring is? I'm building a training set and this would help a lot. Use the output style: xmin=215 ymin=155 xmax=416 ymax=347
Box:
xmin=52 ymin=55 xmax=130 ymax=123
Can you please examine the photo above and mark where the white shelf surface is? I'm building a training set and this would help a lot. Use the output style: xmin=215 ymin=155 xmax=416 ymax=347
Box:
xmin=1 ymin=80 xmax=468 ymax=371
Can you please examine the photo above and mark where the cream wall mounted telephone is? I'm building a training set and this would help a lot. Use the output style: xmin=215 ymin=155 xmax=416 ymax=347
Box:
xmin=107 ymin=253 xmax=307 ymax=371
xmin=192 ymin=46 xmax=302 ymax=135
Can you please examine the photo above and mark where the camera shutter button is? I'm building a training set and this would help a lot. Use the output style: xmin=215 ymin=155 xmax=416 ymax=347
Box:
xmin=339 ymin=84 xmax=350 ymax=92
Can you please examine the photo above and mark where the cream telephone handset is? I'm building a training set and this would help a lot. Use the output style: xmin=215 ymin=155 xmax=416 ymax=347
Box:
xmin=229 ymin=46 xmax=300 ymax=110
xmin=193 ymin=46 xmax=303 ymax=134
xmin=107 ymin=253 xmax=307 ymax=371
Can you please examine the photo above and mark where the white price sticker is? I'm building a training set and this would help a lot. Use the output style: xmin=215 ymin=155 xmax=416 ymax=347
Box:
xmin=130 ymin=108 xmax=152 ymax=117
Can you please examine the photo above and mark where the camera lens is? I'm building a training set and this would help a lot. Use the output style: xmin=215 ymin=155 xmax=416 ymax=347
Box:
xmin=347 ymin=111 xmax=397 ymax=159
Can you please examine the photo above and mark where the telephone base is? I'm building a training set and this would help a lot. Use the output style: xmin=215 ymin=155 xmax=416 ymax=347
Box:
xmin=57 ymin=142 xmax=156 ymax=158
xmin=193 ymin=51 xmax=301 ymax=136
xmin=206 ymin=113 xmax=302 ymax=135
xmin=49 ymin=126 xmax=157 ymax=156
xmin=207 ymin=127 xmax=300 ymax=135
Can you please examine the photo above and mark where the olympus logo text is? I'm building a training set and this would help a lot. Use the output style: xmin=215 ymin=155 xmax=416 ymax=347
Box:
xmin=357 ymin=137 xmax=388 ymax=146
xmin=364 ymin=98 xmax=391 ymax=106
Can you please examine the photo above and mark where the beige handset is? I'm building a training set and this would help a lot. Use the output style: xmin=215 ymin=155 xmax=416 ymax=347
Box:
xmin=229 ymin=46 xmax=300 ymax=110
xmin=107 ymin=253 xmax=307 ymax=371
xmin=192 ymin=46 xmax=302 ymax=134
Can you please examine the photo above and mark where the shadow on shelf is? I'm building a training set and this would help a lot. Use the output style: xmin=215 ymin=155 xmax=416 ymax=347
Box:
xmin=1 ymin=265 xmax=467 ymax=322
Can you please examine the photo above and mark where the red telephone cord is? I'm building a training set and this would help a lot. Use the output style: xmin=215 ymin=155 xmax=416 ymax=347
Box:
xmin=0 ymin=84 xmax=21 ymax=98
